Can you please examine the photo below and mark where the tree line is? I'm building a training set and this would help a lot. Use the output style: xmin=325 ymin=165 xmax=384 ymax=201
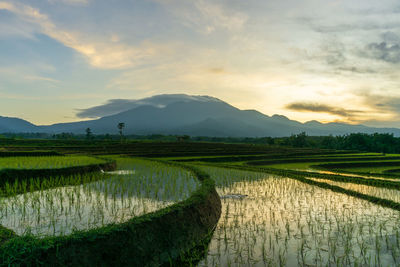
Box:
xmin=2 ymin=130 xmax=400 ymax=153
xmin=278 ymin=132 xmax=400 ymax=153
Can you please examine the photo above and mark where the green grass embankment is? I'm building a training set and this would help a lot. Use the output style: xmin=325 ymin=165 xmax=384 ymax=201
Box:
xmin=0 ymin=162 xmax=221 ymax=266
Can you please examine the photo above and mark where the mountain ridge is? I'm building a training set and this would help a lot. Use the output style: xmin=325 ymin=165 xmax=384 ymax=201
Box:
xmin=1 ymin=94 xmax=400 ymax=137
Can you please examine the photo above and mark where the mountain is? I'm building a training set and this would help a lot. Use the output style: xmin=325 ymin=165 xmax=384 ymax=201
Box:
xmin=0 ymin=116 xmax=38 ymax=133
xmin=2 ymin=94 xmax=400 ymax=137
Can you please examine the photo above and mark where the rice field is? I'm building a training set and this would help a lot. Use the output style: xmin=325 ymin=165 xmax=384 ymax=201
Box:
xmin=260 ymin=157 xmax=400 ymax=176
xmin=2 ymin=149 xmax=400 ymax=265
xmin=0 ymin=158 xmax=199 ymax=236
xmin=344 ymin=166 xmax=400 ymax=174
xmin=197 ymin=165 xmax=400 ymax=266
xmin=307 ymin=177 xmax=400 ymax=203
xmin=0 ymin=156 xmax=106 ymax=170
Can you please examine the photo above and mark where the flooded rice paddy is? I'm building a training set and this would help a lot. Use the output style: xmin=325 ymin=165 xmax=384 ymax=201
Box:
xmin=0 ymin=158 xmax=199 ymax=236
xmin=0 ymin=156 xmax=106 ymax=170
xmin=308 ymin=177 xmax=400 ymax=204
xmin=197 ymin=165 xmax=400 ymax=266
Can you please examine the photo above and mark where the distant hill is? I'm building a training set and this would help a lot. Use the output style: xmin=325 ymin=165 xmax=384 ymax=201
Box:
xmin=0 ymin=116 xmax=38 ymax=133
xmin=2 ymin=94 xmax=400 ymax=137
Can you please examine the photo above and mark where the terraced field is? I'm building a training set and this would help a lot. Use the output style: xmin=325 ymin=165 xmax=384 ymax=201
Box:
xmin=248 ymin=153 xmax=400 ymax=179
xmin=169 ymin=151 xmax=400 ymax=265
xmin=196 ymin=166 xmax=400 ymax=266
xmin=0 ymin=154 xmax=217 ymax=266
xmin=0 ymin=156 xmax=105 ymax=170
xmin=1 ymin=144 xmax=400 ymax=266
xmin=0 ymin=158 xmax=199 ymax=236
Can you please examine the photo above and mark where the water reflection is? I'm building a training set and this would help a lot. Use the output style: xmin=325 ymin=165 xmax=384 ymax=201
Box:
xmin=0 ymin=159 xmax=199 ymax=236
xmin=198 ymin=166 xmax=400 ymax=266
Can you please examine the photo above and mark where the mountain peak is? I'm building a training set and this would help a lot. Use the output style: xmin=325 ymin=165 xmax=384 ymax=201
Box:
xmin=2 ymin=93 xmax=400 ymax=137
xmin=76 ymin=94 xmax=225 ymax=119
xmin=140 ymin=94 xmax=224 ymax=106
xmin=305 ymin=120 xmax=323 ymax=126
xmin=271 ymin=114 xmax=289 ymax=120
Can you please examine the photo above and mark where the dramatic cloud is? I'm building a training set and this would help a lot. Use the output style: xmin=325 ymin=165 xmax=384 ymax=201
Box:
xmin=0 ymin=1 xmax=158 ymax=69
xmin=23 ymin=75 xmax=60 ymax=83
xmin=2 ymin=0 xmax=400 ymax=126
xmin=156 ymin=0 xmax=247 ymax=34
xmin=76 ymin=94 xmax=220 ymax=118
xmin=76 ymin=99 xmax=138 ymax=118
xmin=365 ymin=42 xmax=400 ymax=63
xmin=285 ymin=102 xmax=361 ymax=118
xmin=358 ymin=91 xmax=400 ymax=113
xmin=47 ymin=0 xmax=90 ymax=5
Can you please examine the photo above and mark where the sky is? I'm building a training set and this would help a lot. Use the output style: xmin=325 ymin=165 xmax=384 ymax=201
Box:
xmin=1 ymin=0 xmax=400 ymax=127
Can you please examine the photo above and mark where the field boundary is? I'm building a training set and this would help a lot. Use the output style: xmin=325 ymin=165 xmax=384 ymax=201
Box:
xmin=0 ymin=161 xmax=222 ymax=266
xmin=247 ymin=156 xmax=400 ymax=166
xmin=208 ymin=163 xmax=400 ymax=211
xmin=0 ymin=159 xmax=116 ymax=187
xmin=0 ymin=151 xmax=62 ymax=157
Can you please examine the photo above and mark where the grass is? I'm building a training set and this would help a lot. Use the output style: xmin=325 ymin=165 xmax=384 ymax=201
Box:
xmin=0 ymin=156 xmax=106 ymax=170
xmin=307 ymin=177 xmax=400 ymax=203
xmin=2 ymin=143 xmax=400 ymax=265
xmin=195 ymin=165 xmax=400 ymax=266
xmin=0 ymin=157 xmax=199 ymax=237
xmin=0 ymin=159 xmax=221 ymax=266
xmin=344 ymin=166 xmax=400 ymax=173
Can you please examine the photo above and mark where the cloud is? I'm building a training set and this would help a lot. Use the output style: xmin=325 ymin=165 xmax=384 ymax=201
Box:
xmin=285 ymin=102 xmax=361 ymax=118
xmin=358 ymin=91 xmax=400 ymax=113
xmin=0 ymin=1 xmax=157 ymax=69
xmin=365 ymin=42 xmax=400 ymax=63
xmin=156 ymin=0 xmax=247 ymax=34
xmin=382 ymin=31 xmax=400 ymax=43
xmin=23 ymin=75 xmax=60 ymax=83
xmin=193 ymin=0 xmax=247 ymax=33
xmin=47 ymin=0 xmax=90 ymax=5
xmin=207 ymin=67 xmax=226 ymax=74
xmin=76 ymin=94 xmax=225 ymax=118
xmin=75 ymin=96 xmax=179 ymax=118
xmin=309 ymin=22 xmax=400 ymax=34
xmin=336 ymin=66 xmax=377 ymax=74
xmin=76 ymin=99 xmax=139 ymax=118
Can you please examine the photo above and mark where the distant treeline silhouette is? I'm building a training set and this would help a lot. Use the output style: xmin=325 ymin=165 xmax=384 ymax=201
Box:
xmin=1 ymin=132 xmax=399 ymax=153
xmin=276 ymin=132 xmax=400 ymax=153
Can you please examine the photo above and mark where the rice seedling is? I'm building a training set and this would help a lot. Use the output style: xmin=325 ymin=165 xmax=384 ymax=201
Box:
xmin=0 ymin=158 xmax=199 ymax=236
xmin=196 ymin=165 xmax=400 ymax=266
xmin=0 ymin=156 xmax=106 ymax=170
xmin=307 ymin=177 xmax=400 ymax=204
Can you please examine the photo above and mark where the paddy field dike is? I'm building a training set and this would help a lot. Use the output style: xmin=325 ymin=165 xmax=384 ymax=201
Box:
xmin=1 ymin=140 xmax=400 ymax=266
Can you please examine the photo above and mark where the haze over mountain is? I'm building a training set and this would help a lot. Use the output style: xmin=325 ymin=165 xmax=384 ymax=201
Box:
xmin=2 ymin=94 xmax=400 ymax=137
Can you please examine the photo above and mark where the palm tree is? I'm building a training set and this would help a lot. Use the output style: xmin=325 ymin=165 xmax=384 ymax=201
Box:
xmin=85 ymin=128 xmax=92 ymax=140
xmin=117 ymin=122 xmax=125 ymax=139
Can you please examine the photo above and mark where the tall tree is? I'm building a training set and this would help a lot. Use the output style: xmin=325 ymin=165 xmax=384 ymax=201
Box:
xmin=85 ymin=128 xmax=93 ymax=140
xmin=117 ymin=123 xmax=125 ymax=139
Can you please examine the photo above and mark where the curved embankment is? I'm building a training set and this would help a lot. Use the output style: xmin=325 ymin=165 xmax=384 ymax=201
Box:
xmin=316 ymin=161 xmax=400 ymax=169
xmin=0 ymin=151 xmax=62 ymax=157
xmin=246 ymin=156 xmax=400 ymax=166
xmin=0 ymin=162 xmax=222 ymax=266
xmin=0 ymin=226 xmax=15 ymax=246
xmin=216 ymin=163 xmax=400 ymax=211
xmin=311 ymin=162 xmax=400 ymax=179
xmin=0 ymin=160 xmax=116 ymax=188
xmin=0 ymin=158 xmax=117 ymax=244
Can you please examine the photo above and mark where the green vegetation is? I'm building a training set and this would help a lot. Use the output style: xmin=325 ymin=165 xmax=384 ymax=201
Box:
xmin=0 ymin=151 xmax=61 ymax=157
xmin=0 ymin=156 xmax=105 ymax=170
xmin=308 ymin=177 xmax=400 ymax=203
xmin=0 ymin=156 xmax=221 ymax=266
xmin=4 ymin=131 xmax=400 ymax=153
xmin=1 ymin=158 xmax=200 ymax=236
xmin=195 ymin=165 xmax=400 ymax=266
xmin=2 ymin=140 xmax=400 ymax=265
